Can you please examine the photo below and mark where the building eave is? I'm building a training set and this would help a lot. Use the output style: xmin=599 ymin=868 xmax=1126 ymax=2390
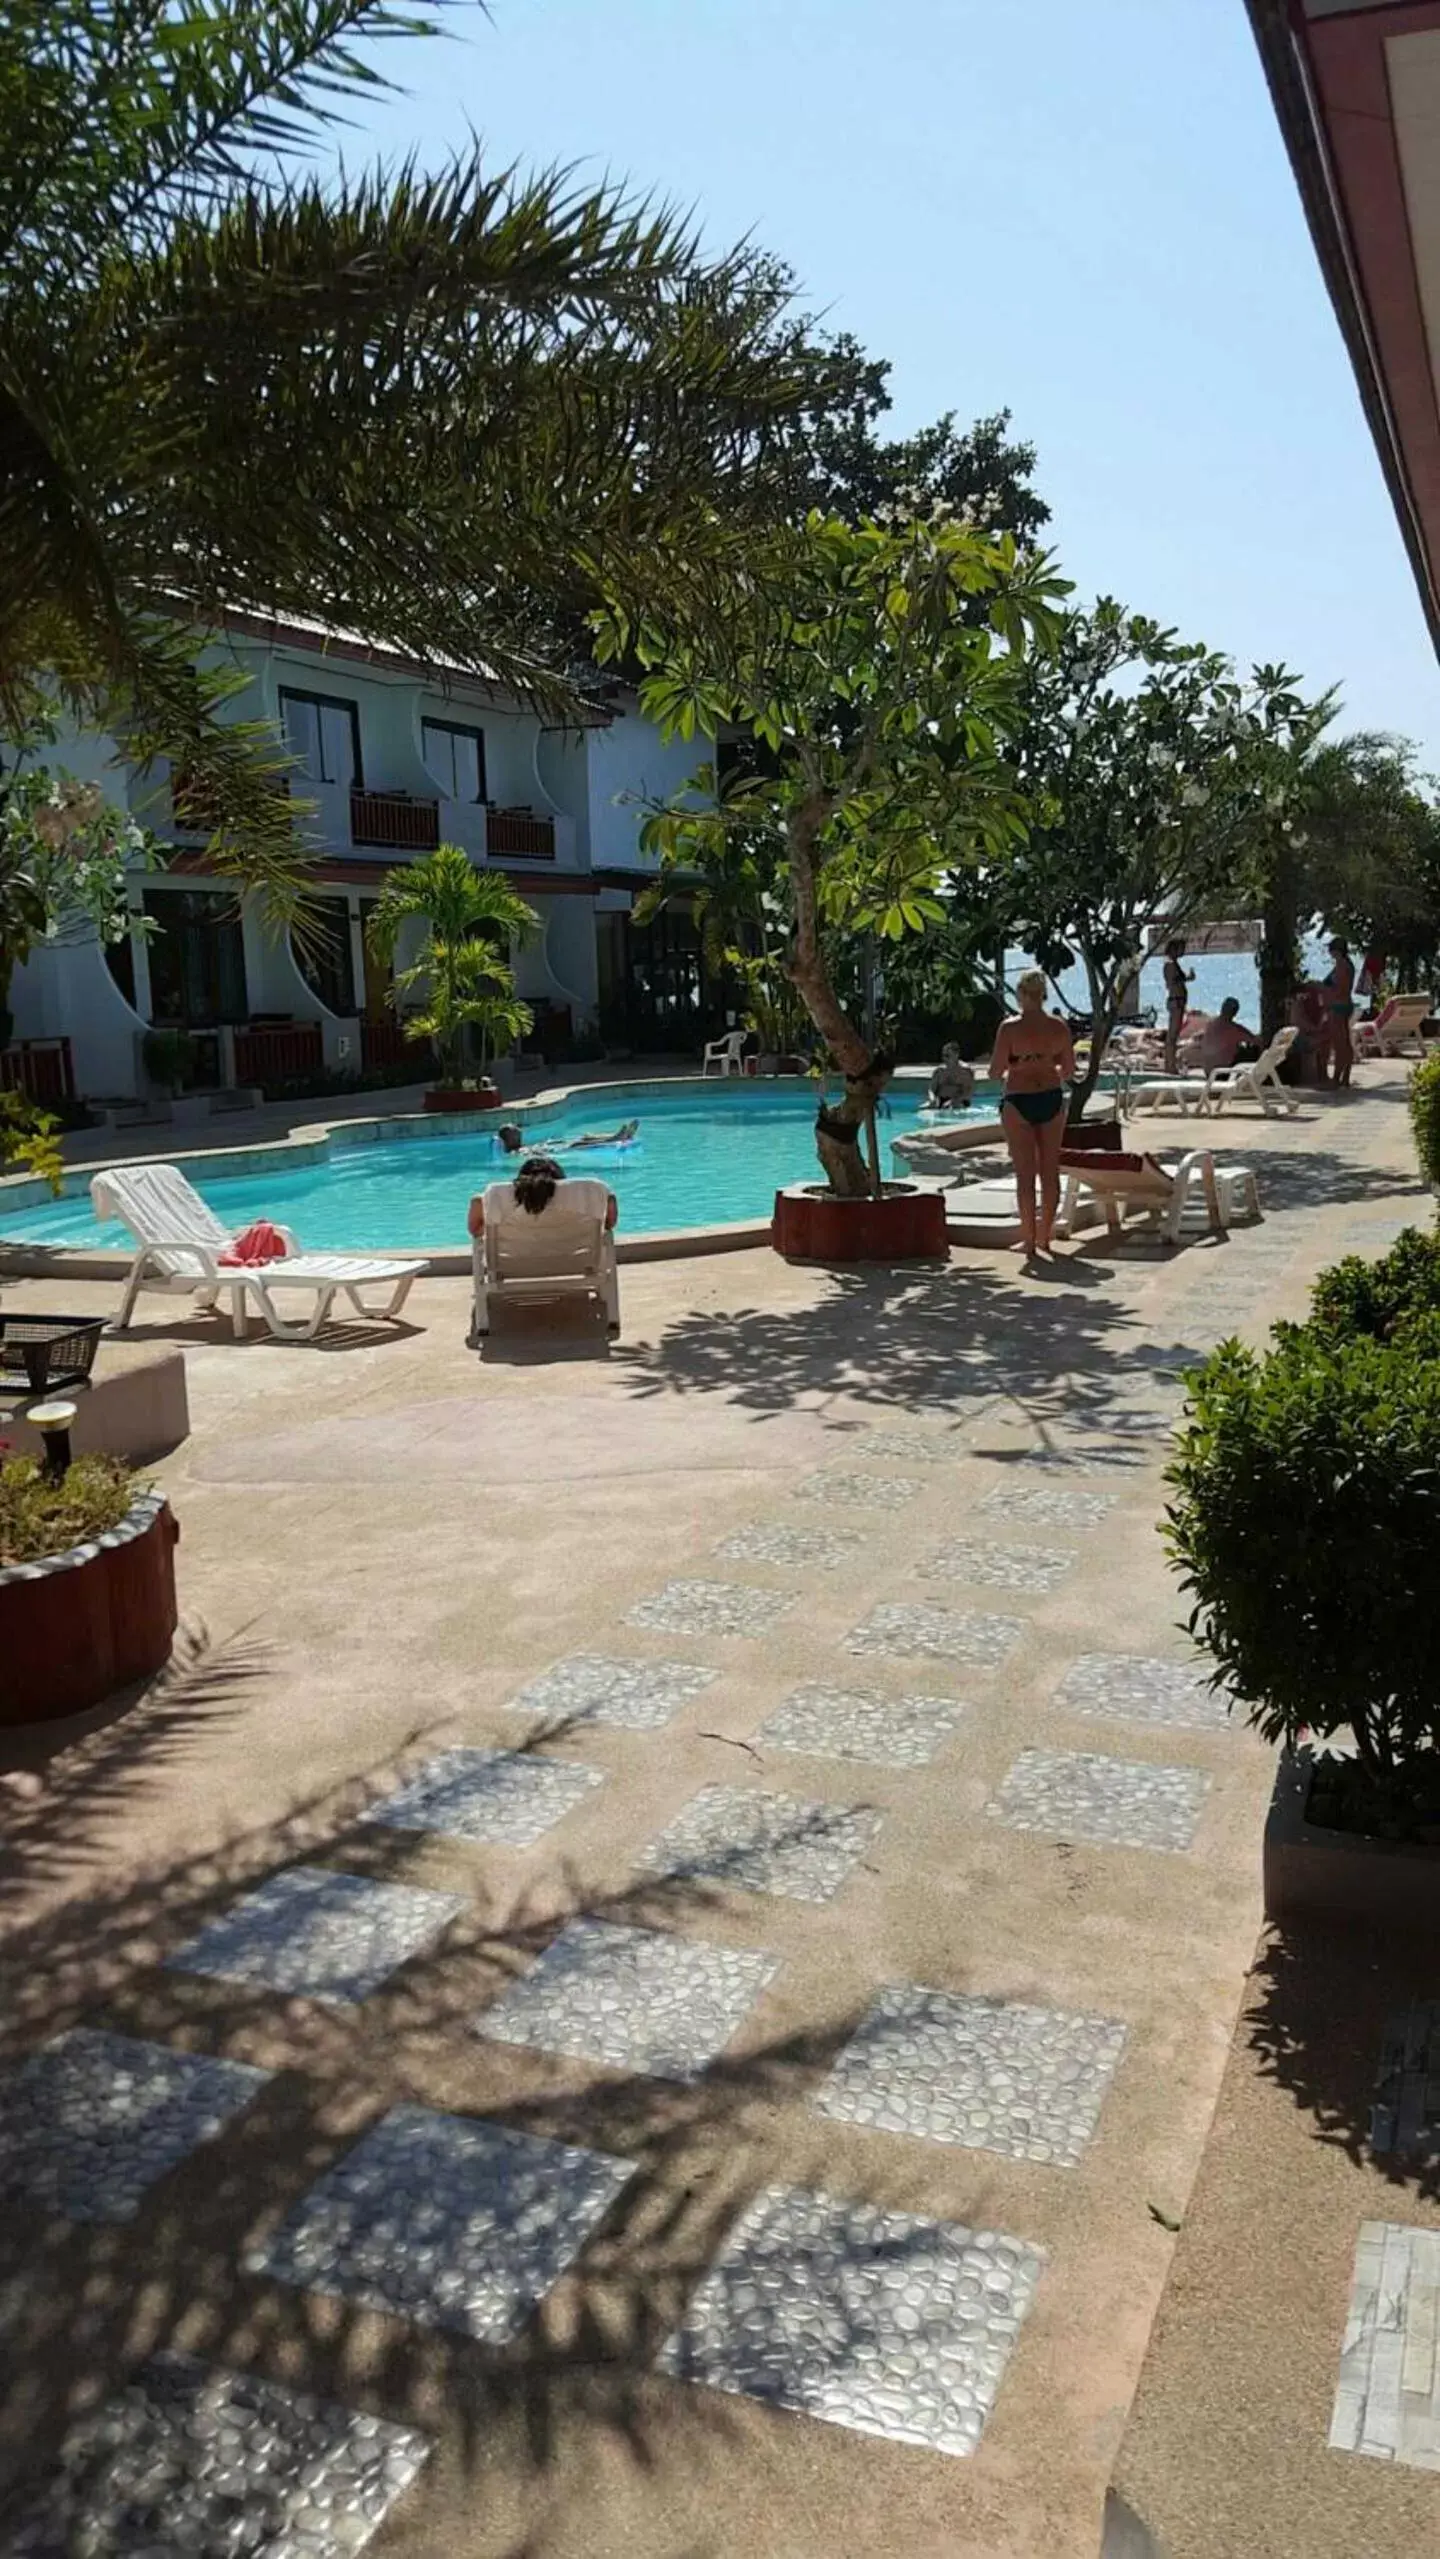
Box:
xmin=1246 ymin=0 xmax=1440 ymax=656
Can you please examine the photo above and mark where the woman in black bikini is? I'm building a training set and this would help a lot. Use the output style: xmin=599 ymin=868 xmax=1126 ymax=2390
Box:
xmin=990 ymin=971 xmax=1076 ymax=1260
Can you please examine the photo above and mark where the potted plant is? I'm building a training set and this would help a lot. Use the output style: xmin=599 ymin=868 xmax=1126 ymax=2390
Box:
xmin=364 ymin=844 xmax=537 ymax=1112
xmin=1409 ymin=1050 xmax=1440 ymax=1192
xmin=0 ymin=1444 xmax=179 ymax=1722
xmin=1165 ymin=1277 xmax=1440 ymax=1924
xmin=603 ymin=510 xmax=1064 ymax=1259
xmin=141 ymin=1024 xmax=206 ymax=1122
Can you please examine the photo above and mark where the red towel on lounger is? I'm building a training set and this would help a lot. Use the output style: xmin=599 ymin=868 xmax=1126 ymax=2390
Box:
xmin=218 ymin=1220 xmax=288 ymax=1266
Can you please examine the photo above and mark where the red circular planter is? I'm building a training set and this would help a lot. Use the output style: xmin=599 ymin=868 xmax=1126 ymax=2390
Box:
xmin=0 ymin=1496 xmax=179 ymax=1725
xmin=772 ymin=1182 xmax=949 ymax=1264
xmin=425 ymin=1084 xmax=502 ymax=1114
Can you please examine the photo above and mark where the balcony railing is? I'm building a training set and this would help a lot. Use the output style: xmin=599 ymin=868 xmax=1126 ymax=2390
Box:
xmin=232 ymin=1020 xmax=324 ymax=1084
xmin=360 ymin=1015 xmax=433 ymax=1073
xmin=487 ymin=808 xmax=555 ymax=860
xmin=350 ymin=789 xmax=440 ymax=852
xmin=1 ymin=1036 xmax=75 ymax=1106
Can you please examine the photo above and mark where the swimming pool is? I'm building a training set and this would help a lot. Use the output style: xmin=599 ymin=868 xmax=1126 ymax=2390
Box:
xmin=0 ymin=1079 xmax=1009 ymax=1252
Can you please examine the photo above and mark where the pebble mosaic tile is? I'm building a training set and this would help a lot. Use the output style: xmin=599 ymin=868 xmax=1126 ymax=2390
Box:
xmin=976 ymin=1483 xmax=1117 ymax=1533
xmin=0 ymin=2028 xmax=270 ymax=2225
xmin=986 ymin=1749 xmax=1210 ymax=1854
xmin=626 ymin=1580 xmax=796 ymax=1639
xmin=638 ymin=1783 xmax=881 ymax=1904
xmin=168 ymin=1867 xmax=467 ymax=2003
xmin=248 ymin=2104 xmax=633 ymax=2343
xmin=714 ymin=1522 xmax=867 ymax=1571
xmin=1372 ymin=2005 xmax=1440 ymax=2160
xmin=475 ymin=1919 xmax=778 ymax=2082
xmin=507 ymin=1654 xmax=716 ymax=1732
xmin=844 ymin=1601 xmax=1023 ymax=1669
xmin=1 ymin=2351 xmax=430 ymax=2558
xmin=1052 ymin=1654 xmax=1234 ymax=1734
xmin=816 ymin=1985 xmax=1127 ymax=2166
xmin=914 ymin=1538 xmax=1075 ymax=1595
xmin=756 ymin=1683 xmax=966 ymax=1770
xmin=659 ymin=2182 xmax=1045 ymax=2457
xmin=845 ymin=1426 xmax=969 ymax=1464
xmin=367 ymin=1748 xmax=603 ymax=1846
xmin=791 ymin=1470 xmax=924 ymax=1510
xmin=1330 ymin=2221 xmax=1440 ymax=2469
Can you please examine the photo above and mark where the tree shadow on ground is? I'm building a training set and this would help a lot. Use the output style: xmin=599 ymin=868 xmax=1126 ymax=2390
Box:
xmin=0 ymin=1738 xmax=1006 ymax=2552
xmin=1244 ymin=1917 xmax=1440 ymax=2208
xmin=0 ymin=1621 xmax=269 ymax=1918
xmin=1225 ymin=1145 xmax=1426 ymax=1216
xmin=612 ymin=1257 xmax=1161 ymax=1423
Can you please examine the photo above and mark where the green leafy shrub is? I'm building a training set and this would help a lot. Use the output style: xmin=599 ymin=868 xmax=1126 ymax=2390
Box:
xmin=141 ymin=1026 xmax=195 ymax=1092
xmin=1305 ymin=1224 xmax=1440 ymax=1345
xmin=1165 ymin=1330 xmax=1440 ymax=1826
xmin=0 ymin=1454 xmax=133 ymax=1566
xmin=1410 ymin=1051 xmax=1440 ymax=1191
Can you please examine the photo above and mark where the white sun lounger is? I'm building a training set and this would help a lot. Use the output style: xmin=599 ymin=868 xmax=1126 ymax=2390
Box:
xmin=91 ymin=1162 xmax=426 ymax=1340
xmin=1354 ymin=995 xmax=1433 ymax=1058
xmin=1055 ymin=1147 xmax=1233 ymax=1244
xmin=1203 ymin=1026 xmax=1300 ymax=1116
xmin=471 ymin=1174 xmax=620 ymax=1337
xmin=1127 ymin=1074 xmax=1215 ymax=1117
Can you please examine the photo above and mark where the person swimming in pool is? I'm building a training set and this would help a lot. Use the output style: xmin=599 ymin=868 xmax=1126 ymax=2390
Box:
xmin=990 ymin=970 xmax=1076 ymax=1262
xmin=498 ymin=1119 xmax=638 ymax=1155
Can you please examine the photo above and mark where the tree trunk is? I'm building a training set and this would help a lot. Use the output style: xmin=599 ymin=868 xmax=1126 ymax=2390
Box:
xmin=1259 ymin=841 xmax=1299 ymax=1044
xmin=785 ymin=796 xmax=892 ymax=1197
xmin=1066 ymin=960 xmax=1113 ymax=1126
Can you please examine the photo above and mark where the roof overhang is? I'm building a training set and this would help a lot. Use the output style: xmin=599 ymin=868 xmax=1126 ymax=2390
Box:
xmin=1247 ymin=0 xmax=1440 ymax=652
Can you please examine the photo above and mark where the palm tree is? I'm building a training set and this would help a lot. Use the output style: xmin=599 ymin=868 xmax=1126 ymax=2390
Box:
xmin=365 ymin=843 xmax=539 ymax=1087
xmin=0 ymin=1 xmax=813 ymax=921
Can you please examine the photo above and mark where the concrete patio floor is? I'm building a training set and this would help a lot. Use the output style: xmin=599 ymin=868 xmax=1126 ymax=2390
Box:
xmin=0 ymin=1070 xmax=1427 ymax=2559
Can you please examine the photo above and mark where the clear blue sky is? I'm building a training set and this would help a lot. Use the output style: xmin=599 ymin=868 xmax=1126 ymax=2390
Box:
xmin=344 ymin=0 xmax=1440 ymax=762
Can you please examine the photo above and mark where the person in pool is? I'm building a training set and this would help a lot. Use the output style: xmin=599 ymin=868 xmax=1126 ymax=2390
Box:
xmin=497 ymin=1119 xmax=637 ymax=1154
xmin=928 ymin=1043 xmax=976 ymax=1110
xmin=990 ymin=970 xmax=1076 ymax=1261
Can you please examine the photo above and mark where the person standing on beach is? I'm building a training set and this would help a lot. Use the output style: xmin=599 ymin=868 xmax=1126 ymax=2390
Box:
xmin=990 ymin=971 xmax=1075 ymax=1262
xmin=1162 ymin=940 xmax=1193 ymax=1074
xmin=1324 ymin=937 xmax=1356 ymax=1087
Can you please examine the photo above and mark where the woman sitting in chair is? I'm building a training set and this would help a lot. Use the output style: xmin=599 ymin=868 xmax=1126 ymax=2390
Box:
xmin=468 ymin=1153 xmax=619 ymax=1241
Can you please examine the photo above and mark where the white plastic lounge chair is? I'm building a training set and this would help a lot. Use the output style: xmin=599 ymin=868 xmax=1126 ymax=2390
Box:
xmin=92 ymin=1163 xmax=425 ymax=1340
xmin=1055 ymin=1147 xmax=1229 ymax=1244
xmin=1204 ymin=1025 xmax=1300 ymax=1116
xmin=1128 ymin=1074 xmax=1215 ymax=1117
xmin=702 ymin=1029 xmax=747 ymax=1077
xmin=1354 ymin=995 xmax=1433 ymax=1058
xmin=471 ymin=1174 xmax=619 ymax=1337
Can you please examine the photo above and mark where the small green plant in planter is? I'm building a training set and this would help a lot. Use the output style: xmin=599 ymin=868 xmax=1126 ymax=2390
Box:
xmin=1165 ymin=1330 xmax=1440 ymax=1839
xmin=141 ymin=1025 xmax=195 ymax=1095
xmin=1409 ymin=1050 xmax=1440 ymax=1192
xmin=0 ymin=1452 xmax=132 ymax=1566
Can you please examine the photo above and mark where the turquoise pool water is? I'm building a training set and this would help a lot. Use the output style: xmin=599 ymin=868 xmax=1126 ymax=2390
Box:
xmin=2 ymin=1080 xmax=1005 ymax=1251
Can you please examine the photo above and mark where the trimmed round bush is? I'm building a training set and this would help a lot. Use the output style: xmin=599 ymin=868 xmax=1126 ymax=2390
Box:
xmin=1305 ymin=1223 xmax=1440 ymax=1346
xmin=1165 ymin=1329 xmax=1440 ymax=1823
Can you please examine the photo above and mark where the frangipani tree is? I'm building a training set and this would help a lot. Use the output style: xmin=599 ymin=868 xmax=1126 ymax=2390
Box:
xmin=604 ymin=510 xmax=1066 ymax=1194
xmin=1005 ymin=603 xmax=1313 ymax=1116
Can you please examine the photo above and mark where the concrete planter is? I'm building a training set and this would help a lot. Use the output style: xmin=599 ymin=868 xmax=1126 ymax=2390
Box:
xmin=772 ymin=1180 xmax=949 ymax=1264
xmin=0 ymin=1494 xmax=179 ymax=1725
xmin=1263 ymin=1747 xmax=1440 ymax=1930
xmin=425 ymin=1082 xmax=501 ymax=1114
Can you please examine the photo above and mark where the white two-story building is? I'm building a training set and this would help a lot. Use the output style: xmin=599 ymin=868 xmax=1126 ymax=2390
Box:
xmin=5 ymin=613 xmax=715 ymax=1108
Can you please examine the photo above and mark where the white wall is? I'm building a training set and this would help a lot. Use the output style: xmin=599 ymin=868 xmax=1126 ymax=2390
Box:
xmin=582 ymin=711 xmax=706 ymax=875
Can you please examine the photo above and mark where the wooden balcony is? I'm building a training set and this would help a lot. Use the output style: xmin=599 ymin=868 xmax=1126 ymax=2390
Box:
xmin=487 ymin=807 xmax=555 ymax=860
xmin=350 ymin=790 xmax=441 ymax=852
